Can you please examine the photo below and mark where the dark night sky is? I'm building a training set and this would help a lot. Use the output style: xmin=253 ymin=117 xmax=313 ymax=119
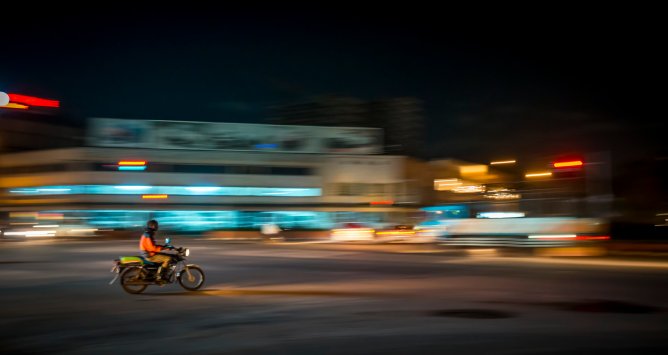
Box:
xmin=1 ymin=5 xmax=664 ymax=163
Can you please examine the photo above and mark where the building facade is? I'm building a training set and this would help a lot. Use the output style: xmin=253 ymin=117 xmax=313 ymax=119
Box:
xmin=0 ymin=118 xmax=423 ymax=234
xmin=270 ymin=96 xmax=425 ymax=157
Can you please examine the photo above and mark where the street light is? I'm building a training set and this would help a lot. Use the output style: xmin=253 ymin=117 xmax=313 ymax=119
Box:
xmin=0 ymin=91 xmax=9 ymax=106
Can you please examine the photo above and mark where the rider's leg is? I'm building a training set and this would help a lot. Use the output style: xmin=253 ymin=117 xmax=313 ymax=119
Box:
xmin=157 ymin=259 xmax=170 ymax=279
xmin=149 ymin=254 xmax=171 ymax=280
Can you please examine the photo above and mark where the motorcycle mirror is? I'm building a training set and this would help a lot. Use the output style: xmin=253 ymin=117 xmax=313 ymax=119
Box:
xmin=165 ymin=237 xmax=171 ymax=244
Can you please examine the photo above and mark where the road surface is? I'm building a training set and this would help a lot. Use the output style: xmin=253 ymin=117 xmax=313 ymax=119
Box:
xmin=1 ymin=238 xmax=667 ymax=354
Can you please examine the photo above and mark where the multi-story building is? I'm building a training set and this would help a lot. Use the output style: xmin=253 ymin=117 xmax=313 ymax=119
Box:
xmin=0 ymin=94 xmax=83 ymax=153
xmin=270 ymin=95 xmax=425 ymax=157
xmin=0 ymin=118 xmax=422 ymax=235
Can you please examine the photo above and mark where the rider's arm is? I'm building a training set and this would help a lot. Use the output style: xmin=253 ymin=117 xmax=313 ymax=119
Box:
xmin=140 ymin=235 xmax=164 ymax=253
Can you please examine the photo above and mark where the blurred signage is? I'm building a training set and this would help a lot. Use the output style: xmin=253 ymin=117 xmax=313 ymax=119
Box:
xmin=87 ymin=118 xmax=382 ymax=154
xmin=7 ymin=93 xmax=60 ymax=108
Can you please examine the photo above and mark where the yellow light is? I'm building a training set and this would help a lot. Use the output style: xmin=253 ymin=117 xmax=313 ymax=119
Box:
xmin=459 ymin=165 xmax=488 ymax=175
xmin=525 ymin=172 xmax=552 ymax=178
xmin=142 ymin=194 xmax=169 ymax=199
xmin=10 ymin=212 xmax=38 ymax=218
xmin=452 ymin=185 xmax=485 ymax=193
xmin=377 ymin=231 xmax=415 ymax=235
xmin=554 ymin=160 xmax=583 ymax=168
xmin=434 ymin=178 xmax=462 ymax=191
xmin=1 ymin=103 xmax=29 ymax=109
xmin=490 ymin=160 xmax=516 ymax=165
xmin=435 ymin=178 xmax=460 ymax=184
xmin=485 ymin=193 xmax=521 ymax=200
xmin=118 ymin=161 xmax=147 ymax=166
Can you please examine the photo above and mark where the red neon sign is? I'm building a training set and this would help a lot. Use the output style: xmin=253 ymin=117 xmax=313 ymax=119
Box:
xmin=8 ymin=93 xmax=60 ymax=108
xmin=576 ymin=235 xmax=610 ymax=240
xmin=370 ymin=200 xmax=394 ymax=205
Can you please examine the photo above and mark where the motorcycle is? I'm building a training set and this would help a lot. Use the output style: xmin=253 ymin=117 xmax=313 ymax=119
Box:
xmin=110 ymin=238 xmax=205 ymax=294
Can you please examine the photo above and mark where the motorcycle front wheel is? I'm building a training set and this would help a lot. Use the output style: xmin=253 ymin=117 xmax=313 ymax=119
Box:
xmin=178 ymin=265 xmax=205 ymax=291
xmin=120 ymin=266 xmax=148 ymax=294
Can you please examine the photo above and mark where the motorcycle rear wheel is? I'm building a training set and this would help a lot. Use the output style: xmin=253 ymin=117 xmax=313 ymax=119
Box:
xmin=120 ymin=266 xmax=148 ymax=294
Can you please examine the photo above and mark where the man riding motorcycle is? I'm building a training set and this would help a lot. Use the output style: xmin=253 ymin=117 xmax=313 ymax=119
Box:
xmin=139 ymin=219 xmax=172 ymax=281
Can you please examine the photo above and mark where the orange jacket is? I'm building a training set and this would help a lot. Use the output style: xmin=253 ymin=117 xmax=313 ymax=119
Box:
xmin=139 ymin=233 xmax=163 ymax=256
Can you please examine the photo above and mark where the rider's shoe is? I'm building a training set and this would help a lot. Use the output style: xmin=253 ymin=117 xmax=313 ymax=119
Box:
xmin=157 ymin=270 xmax=170 ymax=283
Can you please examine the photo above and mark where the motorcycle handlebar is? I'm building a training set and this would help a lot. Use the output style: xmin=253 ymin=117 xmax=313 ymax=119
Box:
xmin=162 ymin=243 xmax=185 ymax=254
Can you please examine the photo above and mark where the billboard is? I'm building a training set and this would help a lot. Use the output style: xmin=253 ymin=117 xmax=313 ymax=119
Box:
xmin=86 ymin=118 xmax=382 ymax=154
xmin=86 ymin=118 xmax=153 ymax=148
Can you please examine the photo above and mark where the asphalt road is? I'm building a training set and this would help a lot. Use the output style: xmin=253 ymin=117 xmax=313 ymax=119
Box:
xmin=1 ymin=238 xmax=667 ymax=354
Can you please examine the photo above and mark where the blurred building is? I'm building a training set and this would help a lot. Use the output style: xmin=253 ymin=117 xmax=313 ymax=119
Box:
xmin=0 ymin=95 xmax=83 ymax=153
xmin=0 ymin=118 xmax=423 ymax=233
xmin=270 ymin=96 xmax=425 ymax=157
xmin=0 ymin=114 xmax=83 ymax=153
xmin=428 ymin=159 xmax=520 ymax=216
xmin=612 ymin=155 xmax=668 ymax=238
xmin=423 ymin=153 xmax=617 ymax=220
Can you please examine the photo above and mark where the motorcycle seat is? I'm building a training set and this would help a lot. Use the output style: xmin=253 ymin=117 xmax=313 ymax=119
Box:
xmin=140 ymin=257 xmax=161 ymax=266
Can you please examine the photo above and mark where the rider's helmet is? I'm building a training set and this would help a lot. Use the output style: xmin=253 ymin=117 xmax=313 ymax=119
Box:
xmin=146 ymin=219 xmax=159 ymax=232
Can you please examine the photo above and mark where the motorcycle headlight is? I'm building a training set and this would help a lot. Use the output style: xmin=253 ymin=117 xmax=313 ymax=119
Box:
xmin=185 ymin=248 xmax=190 ymax=257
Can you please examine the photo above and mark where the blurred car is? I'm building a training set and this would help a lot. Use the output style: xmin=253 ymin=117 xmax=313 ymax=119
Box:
xmin=260 ymin=223 xmax=285 ymax=242
xmin=375 ymin=224 xmax=416 ymax=241
xmin=414 ymin=220 xmax=449 ymax=238
xmin=330 ymin=222 xmax=375 ymax=242
xmin=1 ymin=224 xmax=99 ymax=239
xmin=415 ymin=217 xmax=609 ymax=247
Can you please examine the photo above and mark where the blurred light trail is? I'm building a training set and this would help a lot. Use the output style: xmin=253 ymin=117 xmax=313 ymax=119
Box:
xmin=525 ymin=172 xmax=552 ymax=178
xmin=8 ymin=93 xmax=60 ymax=108
xmin=554 ymin=160 xmax=583 ymax=168
xmin=490 ymin=160 xmax=516 ymax=165
xmin=141 ymin=194 xmax=169 ymax=199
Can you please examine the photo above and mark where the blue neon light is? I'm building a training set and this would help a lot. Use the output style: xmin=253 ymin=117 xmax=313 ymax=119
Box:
xmin=35 ymin=210 xmax=347 ymax=231
xmin=9 ymin=185 xmax=321 ymax=197
xmin=185 ymin=187 xmax=221 ymax=193
xmin=254 ymin=143 xmax=278 ymax=149
xmin=114 ymin=186 xmax=152 ymax=190
xmin=118 ymin=166 xmax=147 ymax=171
